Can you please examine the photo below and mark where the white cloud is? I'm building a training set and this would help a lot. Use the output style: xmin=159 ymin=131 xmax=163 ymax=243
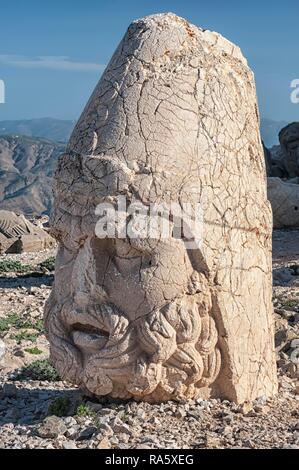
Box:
xmin=0 ymin=55 xmax=105 ymax=72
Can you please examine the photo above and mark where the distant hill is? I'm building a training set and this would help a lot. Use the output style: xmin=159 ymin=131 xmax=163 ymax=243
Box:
xmin=0 ymin=118 xmax=75 ymax=143
xmin=260 ymin=118 xmax=288 ymax=148
xmin=0 ymin=135 xmax=66 ymax=216
xmin=0 ymin=117 xmax=288 ymax=149
xmin=0 ymin=117 xmax=291 ymax=216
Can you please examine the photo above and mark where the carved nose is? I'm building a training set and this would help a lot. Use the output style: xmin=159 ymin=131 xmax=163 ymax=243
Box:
xmin=74 ymin=284 xmax=108 ymax=306
xmin=74 ymin=292 xmax=90 ymax=307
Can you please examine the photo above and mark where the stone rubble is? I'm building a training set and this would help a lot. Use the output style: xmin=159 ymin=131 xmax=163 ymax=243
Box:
xmin=0 ymin=232 xmax=297 ymax=448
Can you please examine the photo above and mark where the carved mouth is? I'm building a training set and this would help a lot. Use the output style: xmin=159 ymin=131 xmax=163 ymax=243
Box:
xmin=71 ymin=322 xmax=109 ymax=353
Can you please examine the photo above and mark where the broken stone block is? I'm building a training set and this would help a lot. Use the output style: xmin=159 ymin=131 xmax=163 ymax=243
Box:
xmin=7 ymin=233 xmax=55 ymax=253
xmin=45 ymin=13 xmax=277 ymax=403
xmin=267 ymin=177 xmax=299 ymax=228
xmin=0 ymin=210 xmax=55 ymax=253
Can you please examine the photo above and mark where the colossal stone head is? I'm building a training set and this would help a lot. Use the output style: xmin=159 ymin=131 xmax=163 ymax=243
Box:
xmin=45 ymin=13 xmax=277 ymax=402
xmin=279 ymin=122 xmax=299 ymax=178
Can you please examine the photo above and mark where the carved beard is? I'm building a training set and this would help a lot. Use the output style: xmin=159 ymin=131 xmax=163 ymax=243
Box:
xmin=44 ymin=289 xmax=221 ymax=401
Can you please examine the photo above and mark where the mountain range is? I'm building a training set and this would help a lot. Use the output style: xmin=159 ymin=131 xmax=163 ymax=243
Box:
xmin=0 ymin=117 xmax=289 ymax=216
xmin=0 ymin=118 xmax=75 ymax=143
xmin=0 ymin=135 xmax=65 ymax=215
xmin=0 ymin=117 xmax=287 ymax=147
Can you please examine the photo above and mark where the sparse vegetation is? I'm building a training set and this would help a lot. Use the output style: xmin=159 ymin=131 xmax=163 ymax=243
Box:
xmin=13 ymin=331 xmax=39 ymax=344
xmin=0 ymin=260 xmax=31 ymax=273
xmin=8 ymin=313 xmax=36 ymax=329
xmin=34 ymin=319 xmax=44 ymax=333
xmin=76 ymin=403 xmax=96 ymax=418
xmin=48 ymin=397 xmax=71 ymax=417
xmin=0 ymin=312 xmax=44 ymax=338
xmin=0 ymin=313 xmax=34 ymax=335
xmin=39 ymin=256 xmax=55 ymax=272
xmin=282 ymin=299 xmax=298 ymax=310
xmin=24 ymin=346 xmax=43 ymax=355
xmin=17 ymin=359 xmax=60 ymax=381
xmin=274 ymin=294 xmax=298 ymax=311
xmin=119 ymin=411 xmax=130 ymax=423
xmin=0 ymin=317 xmax=11 ymax=334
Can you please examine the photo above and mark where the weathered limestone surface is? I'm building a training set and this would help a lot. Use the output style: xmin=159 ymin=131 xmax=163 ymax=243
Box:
xmin=45 ymin=13 xmax=277 ymax=403
xmin=279 ymin=122 xmax=299 ymax=178
xmin=0 ymin=210 xmax=55 ymax=254
xmin=266 ymin=144 xmax=289 ymax=179
xmin=268 ymin=177 xmax=299 ymax=228
xmin=265 ymin=122 xmax=299 ymax=228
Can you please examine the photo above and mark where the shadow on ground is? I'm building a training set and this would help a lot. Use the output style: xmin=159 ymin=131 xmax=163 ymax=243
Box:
xmin=0 ymin=273 xmax=54 ymax=289
xmin=0 ymin=385 xmax=81 ymax=426
xmin=273 ymin=265 xmax=299 ymax=287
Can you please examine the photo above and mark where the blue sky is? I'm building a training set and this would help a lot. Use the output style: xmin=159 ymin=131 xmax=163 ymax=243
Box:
xmin=0 ymin=0 xmax=298 ymax=122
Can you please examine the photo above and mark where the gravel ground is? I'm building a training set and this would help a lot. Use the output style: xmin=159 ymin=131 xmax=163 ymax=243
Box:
xmin=0 ymin=234 xmax=298 ymax=450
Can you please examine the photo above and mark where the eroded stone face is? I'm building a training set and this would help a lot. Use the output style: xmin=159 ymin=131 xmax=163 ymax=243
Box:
xmin=279 ymin=122 xmax=299 ymax=178
xmin=45 ymin=13 xmax=278 ymax=402
xmin=46 ymin=235 xmax=220 ymax=400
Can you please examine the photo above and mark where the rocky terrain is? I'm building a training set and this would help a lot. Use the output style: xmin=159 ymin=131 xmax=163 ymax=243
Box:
xmin=264 ymin=121 xmax=299 ymax=230
xmin=0 ymin=230 xmax=298 ymax=449
xmin=267 ymin=122 xmax=299 ymax=179
xmin=0 ymin=135 xmax=66 ymax=216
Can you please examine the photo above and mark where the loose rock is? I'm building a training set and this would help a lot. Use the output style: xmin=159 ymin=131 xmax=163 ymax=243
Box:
xmin=37 ymin=416 xmax=67 ymax=439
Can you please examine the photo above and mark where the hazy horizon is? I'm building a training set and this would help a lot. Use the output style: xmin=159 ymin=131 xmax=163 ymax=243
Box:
xmin=0 ymin=116 xmax=293 ymax=128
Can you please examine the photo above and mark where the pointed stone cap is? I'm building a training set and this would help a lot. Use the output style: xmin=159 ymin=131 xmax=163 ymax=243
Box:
xmin=67 ymin=12 xmax=248 ymax=157
xmin=129 ymin=12 xmax=247 ymax=64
